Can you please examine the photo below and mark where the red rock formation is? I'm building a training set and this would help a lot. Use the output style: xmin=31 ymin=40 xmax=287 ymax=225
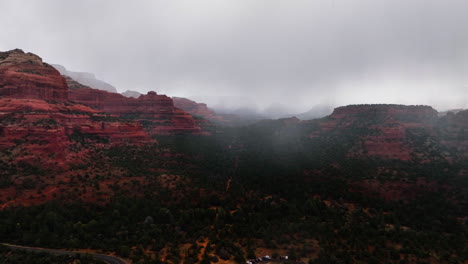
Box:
xmin=0 ymin=49 xmax=68 ymax=101
xmin=330 ymin=104 xmax=437 ymax=123
xmin=0 ymin=97 xmax=152 ymax=183
xmin=0 ymin=49 xmax=153 ymax=163
xmin=312 ymin=104 xmax=438 ymax=160
xmin=60 ymin=64 xmax=202 ymax=134
xmin=69 ymin=88 xmax=201 ymax=134
xmin=0 ymin=97 xmax=156 ymax=208
xmin=0 ymin=98 xmax=151 ymax=149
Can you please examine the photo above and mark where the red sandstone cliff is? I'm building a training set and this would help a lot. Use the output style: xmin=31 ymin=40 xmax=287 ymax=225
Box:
xmin=60 ymin=69 xmax=202 ymax=134
xmin=69 ymin=87 xmax=201 ymax=134
xmin=311 ymin=105 xmax=438 ymax=160
xmin=0 ymin=97 xmax=156 ymax=207
xmin=0 ymin=50 xmax=204 ymax=136
xmin=329 ymin=104 xmax=437 ymax=123
xmin=0 ymin=49 xmax=68 ymax=101
xmin=0 ymin=97 xmax=153 ymax=193
xmin=0 ymin=49 xmax=154 ymax=170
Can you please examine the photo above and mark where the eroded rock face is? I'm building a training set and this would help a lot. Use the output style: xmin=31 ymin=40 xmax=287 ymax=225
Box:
xmin=69 ymin=88 xmax=201 ymax=134
xmin=0 ymin=97 xmax=156 ymax=208
xmin=0 ymin=49 xmax=68 ymax=101
xmin=0 ymin=98 xmax=152 ymax=180
xmin=312 ymin=105 xmax=439 ymax=160
xmin=0 ymin=98 xmax=151 ymax=148
xmin=329 ymin=104 xmax=437 ymax=122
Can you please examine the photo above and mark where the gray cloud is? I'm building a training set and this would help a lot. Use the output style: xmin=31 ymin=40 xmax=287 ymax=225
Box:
xmin=1 ymin=0 xmax=468 ymax=114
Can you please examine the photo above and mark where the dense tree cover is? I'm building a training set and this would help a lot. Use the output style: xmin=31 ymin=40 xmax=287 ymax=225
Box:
xmin=0 ymin=115 xmax=467 ymax=263
xmin=0 ymin=244 xmax=104 ymax=264
xmin=0 ymin=186 xmax=466 ymax=263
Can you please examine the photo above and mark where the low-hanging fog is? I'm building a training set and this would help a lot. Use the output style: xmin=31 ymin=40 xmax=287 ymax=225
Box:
xmin=1 ymin=0 xmax=468 ymax=117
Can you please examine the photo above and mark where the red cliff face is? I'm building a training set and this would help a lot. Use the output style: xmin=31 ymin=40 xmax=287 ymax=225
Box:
xmin=69 ymin=87 xmax=201 ymax=134
xmin=0 ymin=49 xmax=198 ymax=208
xmin=0 ymin=98 xmax=152 ymax=180
xmin=0 ymin=98 xmax=151 ymax=149
xmin=0 ymin=49 xmax=68 ymax=101
xmin=0 ymin=98 xmax=155 ymax=208
xmin=313 ymin=105 xmax=438 ymax=160
xmin=62 ymin=66 xmax=203 ymax=134
xmin=326 ymin=104 xmax=437 ymax=127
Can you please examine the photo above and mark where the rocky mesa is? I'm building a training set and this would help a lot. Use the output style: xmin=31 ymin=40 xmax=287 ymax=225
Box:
xmin=0 ymin=49 xmax=68 ymax=101
xmin=55 ymin=58 xmax=203 ymax=135
xmin=311 ymin=104 xmax=439 ymax=160
xmin=69 ymin=86 xmax=202 ymax=134
xmin=0 ymin=49 xmax=153 ymax=152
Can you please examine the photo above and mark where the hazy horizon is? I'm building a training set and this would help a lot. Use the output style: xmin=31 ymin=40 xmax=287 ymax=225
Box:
xmin=1 ymin=0 xmax=468 ymax=114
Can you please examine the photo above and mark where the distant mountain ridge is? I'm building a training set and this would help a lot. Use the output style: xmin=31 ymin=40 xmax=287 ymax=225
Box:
xmin=52 ymin=64 xmax=118 ymax=93
xmin=296 ymin=104 xmax=334 ymax=120
xmin=121 ymin=90 xmax=142 ymax=98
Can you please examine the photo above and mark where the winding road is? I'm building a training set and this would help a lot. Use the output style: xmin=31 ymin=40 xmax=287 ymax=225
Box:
xmin=1 ymin=243 xmax=128 ymax=264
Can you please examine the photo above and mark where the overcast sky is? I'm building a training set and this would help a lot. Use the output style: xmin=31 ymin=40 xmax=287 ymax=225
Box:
xmin=1 ymin=0 xmax=468 ymax=113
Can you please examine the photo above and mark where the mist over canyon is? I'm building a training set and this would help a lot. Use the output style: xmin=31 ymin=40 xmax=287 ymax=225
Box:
xmin=2 ymin=0 xmax=468 ymax=115
xmin=1 ymin=1 xmax=468 ymax=264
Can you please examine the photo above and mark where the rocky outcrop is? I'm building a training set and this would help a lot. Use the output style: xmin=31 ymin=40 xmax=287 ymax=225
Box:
xmin=173 ymin=97 xmax=224 ymax=122
xmin=0 ymin=47 xmax=152 ymax=148
xmin=439 ymin=110 xmax=468 ymax=156
xmin=0 ymin=49 xmax=68 ymax=101
xmin=52 ymin=64 xmax=118 ymax=93
xmin=0 ymin=97 xmax=155 ymax=208
xmin=311 ymin=105 xmax=439 ymax=160
xmin=0 ymin=97 xmax=152 ymax=177
xmin=0 ymin=49 xmax=202 ymax=135
xmin=0 ymin=98 xmax=151 ymax=148
xmin=316 ymin=104 xmax=437 ymax=132
xmin=69 ymin=88 xmax=201 ymax=134
xmin=329 ymin=104 xmax=437 ymax=122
